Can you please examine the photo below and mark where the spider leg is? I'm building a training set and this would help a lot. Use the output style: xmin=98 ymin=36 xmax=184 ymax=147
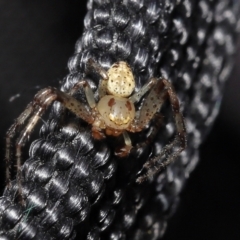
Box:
xmin=80 ymin=60 xmax=108 ymax=138
xmin=115 ymin=131 xmax=133 ymax=157
xmin=136 ymin=79 xmax=187 ymax=183
xmin=136 ymin=137 xmax=178 ymax=183
xmin=162 ymin=79 xmax=187 ymax=150
xmin=56 ymin=79 xmax=97 ymax=127
xmin=115 ymin=77 xmax=159 ymax=156
xmin=114 ymin=79 xmax=165 ymax=159
xmin=129 ymin=78 xmax=157 ymax=103
xmin=86 ymin=58 xmax=108 ymax=80
xmin=98 ymin=78 xmax=108 ymax=99
xmin=5 ymin=87 xmax=94 ymax=203
xmin=135 ymin=112 xmax=163 ymax=150
xmin=86 ymin=58 xmax=109 ymax=98
xmin=5 ymin=103 xmax=34 ymax=188
xmin=69 ymin=80 xmax=96 ymax=108
xmin=128 ymin=79 xmax=167 ymax=132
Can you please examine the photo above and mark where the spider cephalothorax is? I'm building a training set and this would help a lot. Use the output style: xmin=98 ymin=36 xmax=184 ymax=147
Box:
xmin=5 ymin=59 xmax=186 ymax=203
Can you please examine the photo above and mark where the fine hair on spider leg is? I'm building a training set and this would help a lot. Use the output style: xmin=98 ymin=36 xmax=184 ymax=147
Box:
xmin=136 ymin=79 xmax=187 ymax=183
xmin=5 ymin=86 xmax=94 ymax=204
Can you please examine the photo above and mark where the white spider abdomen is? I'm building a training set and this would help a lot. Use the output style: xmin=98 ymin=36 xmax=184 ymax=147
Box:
xmin=107 ymin=62 xmax=135 ymax=97
xmin=97 ymin=95 xmax=135 ymax=129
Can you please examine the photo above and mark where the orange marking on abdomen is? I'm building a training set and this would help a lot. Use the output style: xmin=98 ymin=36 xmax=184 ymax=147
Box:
xmin=108 ymin=98 xmax=116 ymax=107
xmin=125 ymin=101 xmax=132 ymax=111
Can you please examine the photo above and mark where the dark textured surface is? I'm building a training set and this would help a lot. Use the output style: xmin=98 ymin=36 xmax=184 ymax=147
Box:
xmin=0 ymin=0 xmax=240 ymax=239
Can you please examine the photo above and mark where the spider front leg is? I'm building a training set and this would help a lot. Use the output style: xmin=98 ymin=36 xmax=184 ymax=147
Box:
xmin=86 ymin=58 xmax=108 ymax=81
xmin=128 ymin=79 xmax=167 ymax=133
xmin=5 ymin=86 xmax=94 ymax=203
xmin=5 ymin=103 xmax=34 ymax=188
xmin=136 ymin=79 xmax=187 ymax=183
xmin=86 ymin=58 xmax=109 ymax=99
xmin=114 ymin=78 xmax=159 ymax=157
xmin=69 ymin=80 xmax=96 ymax=108
xmin=129 ymin=77 xmax=157 ymax=103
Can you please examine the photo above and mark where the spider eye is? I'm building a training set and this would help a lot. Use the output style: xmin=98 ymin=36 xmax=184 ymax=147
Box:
xmin=107 ymin=61 xmax=135 ymax=97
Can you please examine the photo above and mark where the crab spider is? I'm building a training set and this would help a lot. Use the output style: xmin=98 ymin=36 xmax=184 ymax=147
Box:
xmin=5 ymin=58 xmax=186 ymax=203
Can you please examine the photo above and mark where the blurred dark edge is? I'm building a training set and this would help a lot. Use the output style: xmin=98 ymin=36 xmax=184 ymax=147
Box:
xmin=0 ymin=1 xmax=239 ymax=240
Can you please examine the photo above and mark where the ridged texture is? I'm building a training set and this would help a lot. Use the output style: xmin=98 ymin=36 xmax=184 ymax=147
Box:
xmin=0 ymin=0 xmax=239 ymax=239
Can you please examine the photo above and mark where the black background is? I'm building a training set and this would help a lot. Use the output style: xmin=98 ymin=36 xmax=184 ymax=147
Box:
xmin=0 ymin=1 xmax=239 ymax=239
